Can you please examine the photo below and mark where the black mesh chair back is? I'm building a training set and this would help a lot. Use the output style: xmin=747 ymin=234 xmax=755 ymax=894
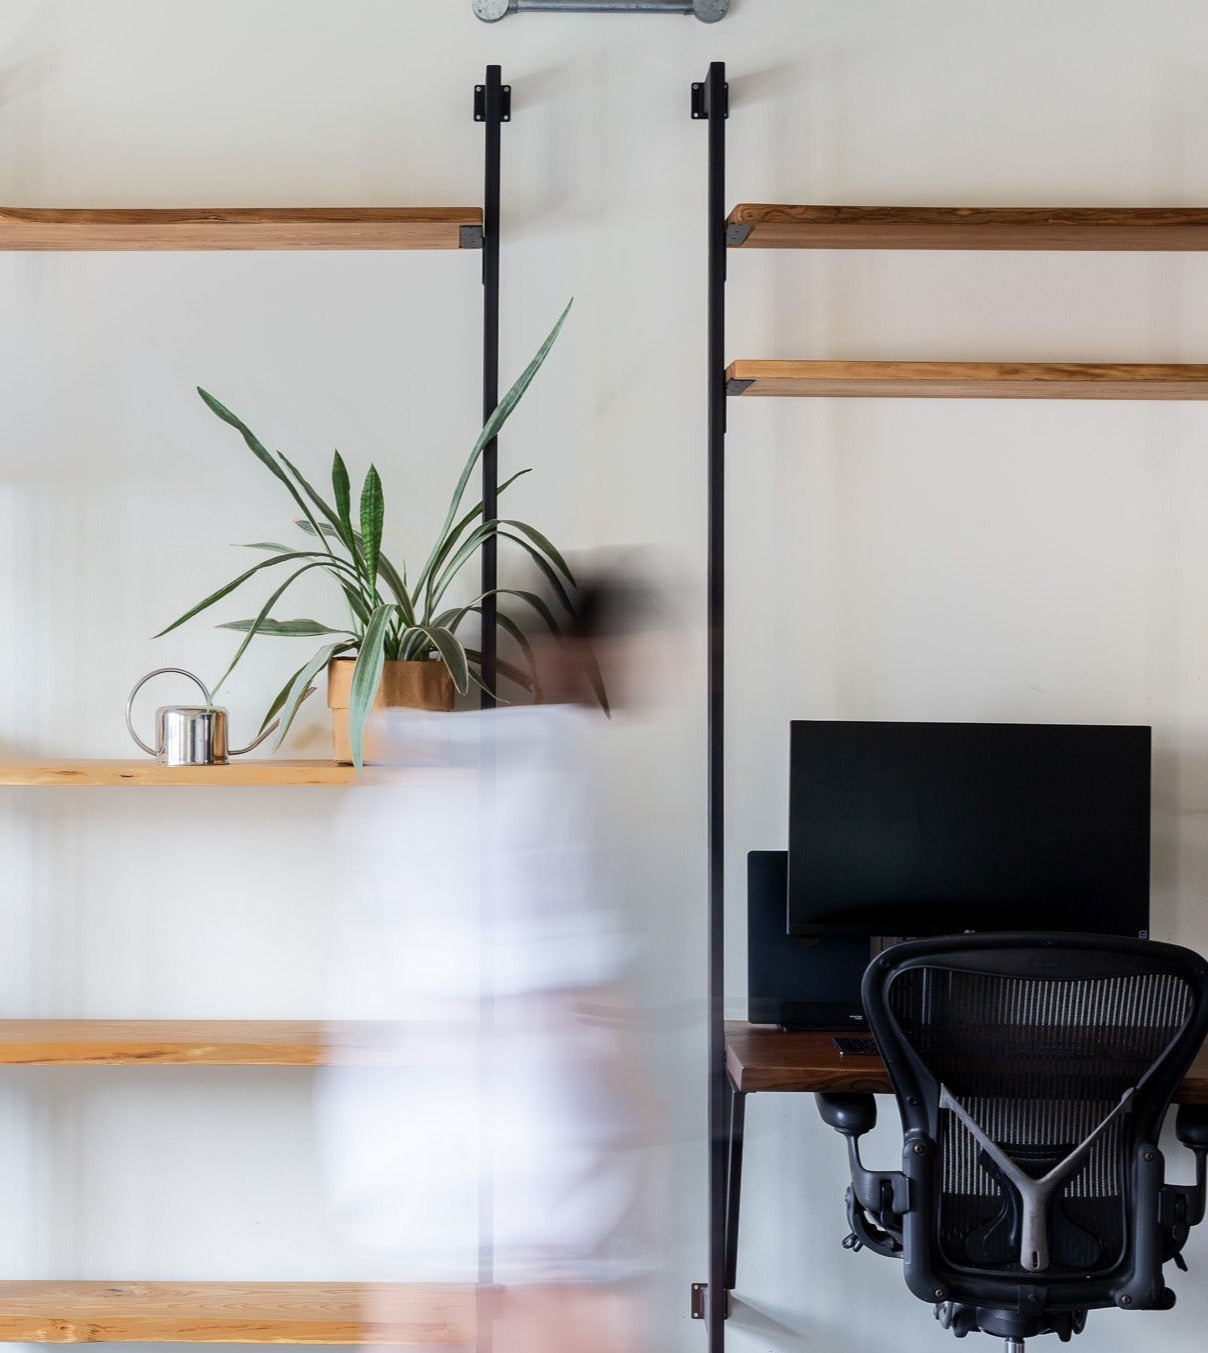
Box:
xmin=856 ymin=933 xmax=1208 ymax=1345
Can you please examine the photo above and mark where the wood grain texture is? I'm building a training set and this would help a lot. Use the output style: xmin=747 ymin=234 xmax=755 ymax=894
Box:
xmin=727 ymin=205 xmax=1208 ymax=250
xmin=0 ymin=1021 xmax=456 ymax=1067
xmin=0 ymin=1281 xmax=481 ymax=1345
xmin=0 ymin=208 xmax=481 ymax=251
xmin=0 ymin=760 xmax=467 ymax=787
xmin=725 ymin=1022 xmax=1208 ymax=1102
xmin=725 ymin=360 xmax=1208 ymax=400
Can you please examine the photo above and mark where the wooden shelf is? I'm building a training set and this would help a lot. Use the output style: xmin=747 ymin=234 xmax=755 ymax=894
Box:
xmin=726 ymin=205 xmax=1208 ymax=251
xmin=725 ymin=360 xmax=1208 ymax=400
xmin=0 ymin=1021 xmax=454 ymax=1067
xmin=0 ymin=1281 xmax=482 ymax=1345
xmin=0 ymin=760 xmax=467 ymax=787
xmin=0 ymin=208 xmax=482 ymax=251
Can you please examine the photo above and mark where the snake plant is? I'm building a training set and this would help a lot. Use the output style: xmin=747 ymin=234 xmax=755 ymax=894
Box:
xmin=157 ymin=302 xmax=574 ymax=769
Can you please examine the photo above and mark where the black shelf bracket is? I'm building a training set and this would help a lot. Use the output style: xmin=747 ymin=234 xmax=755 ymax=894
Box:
xmin=459 ymin=225 xmax=486 ymax=250
xmin=474 ymin=83 xmax=513 ymax=123
xmin=691 ymin=76 xmax=729 ymax=121
xmin=691 ymin=1282 xmax=707 ymax=1319
xmin=726 ymin=377 xmax=753 ymax=397
xmin=725 ymin=222 xmax=751 ymax=247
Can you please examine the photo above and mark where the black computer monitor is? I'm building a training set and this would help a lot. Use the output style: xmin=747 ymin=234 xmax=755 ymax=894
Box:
xmin=788 ymin=720 xmax=1151 ymax=939
xmin=747 ymin=850 xmax=870 ymax=1029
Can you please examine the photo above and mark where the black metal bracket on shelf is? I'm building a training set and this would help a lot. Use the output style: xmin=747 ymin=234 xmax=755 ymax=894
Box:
xmin=460 ymin=225 xmax=486 ymax=249
xmin=691 ymin=76 xmax=729 ymax=121
xmin=691 ymin=1284 xmax=732 ymax=1320
xmin=725 ymin=222 xmax=751 ymax=247
xmin=695 ymin=56 xmax=730 ymax=1352
xmin=474 ymin=0 xmax=728 ymax=21
xmin=726 ymin=377 xmax=753 ymax=396
xmin=474 ymin=83 xmax=513 ymax=123
xmin=477 ymin=66 xmax=509 ymax=709
xmin=691 ymin=1283 xmax=707 ymax=1319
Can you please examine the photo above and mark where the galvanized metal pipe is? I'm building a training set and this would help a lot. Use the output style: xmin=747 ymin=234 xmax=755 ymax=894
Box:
xmin=474 ymin=0 xmax=728 ymax=21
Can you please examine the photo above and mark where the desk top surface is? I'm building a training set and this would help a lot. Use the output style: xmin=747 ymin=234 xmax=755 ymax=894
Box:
xmin=725 ymin=1021 xmax=1208 ymax=1103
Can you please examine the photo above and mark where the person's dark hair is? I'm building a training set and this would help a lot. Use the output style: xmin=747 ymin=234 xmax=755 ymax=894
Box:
xmin=564 ymin=570 xmax=656 ymax=644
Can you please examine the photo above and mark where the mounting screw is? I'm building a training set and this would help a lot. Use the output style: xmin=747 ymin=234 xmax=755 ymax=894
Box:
xmin=1120 ymin=1294 xmax=1133 ymax=1306
xmin=1144 ymin=1150 xmax=1156 ymax=1162
xmin=913 ymin=1142 xmax=926 ymax=1154
xmin=934 ymin=1288 xmax=945 ymax=1300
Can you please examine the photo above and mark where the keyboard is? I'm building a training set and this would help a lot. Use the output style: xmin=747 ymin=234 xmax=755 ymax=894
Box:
xmin=831 ymin=1035 xmax=879 ymax=1057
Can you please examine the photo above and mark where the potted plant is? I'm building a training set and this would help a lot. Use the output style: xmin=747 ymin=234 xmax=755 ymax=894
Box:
xmin=157 ymin=303 xmax=574 ymax=769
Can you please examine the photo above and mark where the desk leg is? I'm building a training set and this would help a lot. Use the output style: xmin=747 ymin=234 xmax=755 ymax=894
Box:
xmin=723 ymin=1077 xmax=746 ymax=1293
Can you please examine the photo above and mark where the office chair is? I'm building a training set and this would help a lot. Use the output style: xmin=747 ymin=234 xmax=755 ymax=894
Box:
xmin=815 ymin=933 xmax=1208 ymax=1351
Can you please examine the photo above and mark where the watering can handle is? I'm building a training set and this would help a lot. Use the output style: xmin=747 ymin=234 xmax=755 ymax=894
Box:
xmin=124 ymin=668 xmax=214 ymax=757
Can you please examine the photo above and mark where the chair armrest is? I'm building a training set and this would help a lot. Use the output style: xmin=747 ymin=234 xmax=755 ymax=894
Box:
xmin=1176 ymin=1104 xmax=1208 ymax=1152
xmin=1170 ymin=1106 xmax=1208 ymax=1233
xmin=816 ymin=1092 xmax=877 ymax=1137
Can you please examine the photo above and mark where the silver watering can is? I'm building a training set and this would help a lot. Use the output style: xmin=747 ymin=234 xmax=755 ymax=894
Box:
xmin=125 ymin=668 xmax=278 ymax=766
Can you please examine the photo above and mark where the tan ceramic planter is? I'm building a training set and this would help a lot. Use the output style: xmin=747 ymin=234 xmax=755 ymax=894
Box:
xmin=326 ymin=658 xmax=455 ymax=764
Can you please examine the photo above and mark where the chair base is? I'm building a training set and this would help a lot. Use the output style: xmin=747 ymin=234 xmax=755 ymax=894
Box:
xmin=935 ymin=1301 xmax=1087 ymax=1344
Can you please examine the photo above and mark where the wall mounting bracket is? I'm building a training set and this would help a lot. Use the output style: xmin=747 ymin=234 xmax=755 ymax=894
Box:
xmin=474 ymin=0 xmax=728 ymax=21
xmin=474 ymin=83 xmax=512 ymax=122
xmin=691 ymin=76 xmax=729 ymax=121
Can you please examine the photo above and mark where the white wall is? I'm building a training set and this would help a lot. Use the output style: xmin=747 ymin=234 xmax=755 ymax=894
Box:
xmin=3 ymin=2 xmax=1208 ymax=1352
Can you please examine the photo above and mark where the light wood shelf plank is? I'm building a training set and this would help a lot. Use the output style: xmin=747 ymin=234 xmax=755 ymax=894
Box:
xmin=0 ymin=1281 xmax=481 ymax=1345
xmin=726 ymin=204 xmax=1208 ymax=251
xmin=0 ymin=208 xmax=482 ymax=251
xmin=725 ymin=360 xmax=1208 ymax=400
xmin=0 ymin=760 xmax=466 ymax=787
xmin=0 ymin=1020 xmax=444 ymax=1067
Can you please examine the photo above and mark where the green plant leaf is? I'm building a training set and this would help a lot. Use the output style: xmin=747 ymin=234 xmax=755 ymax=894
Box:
xmin=210 ymin=559 xmax=339 ymax=695
xmin=337 ymin=578 xmax=373 ymax=628
xmin=293 ymin=520 xmax=411 ymax=619
xmin=275 ymin=450 xmax=349 ymax=559
xmin=441 ymin=587 xmax=563 ymax=639
xmin=461 ymin=647 xmax=540 ymax=693
xmin=359 ymin=465 xmax=384 ymax=596
xmin=418 ymin=301 xmax=571 ymax=592
xmin=197 ymin=388 xmax=325 ymax=541
xmin=497 ymin=519 xmax=575 ymax=582
xmin=413 ymin=467 xmax=532 ymax=603
xmin=426 ymin=522 xmax=576 ymax=617
xmin=260 ymin=661 xmax=310 ymax=735
xmin=218 ymin=618 xmax=352 ymax=637
xmin=498 ymin=530 xmax=576 ymax=614
xmin=437 ymin=604 xmax=540 ymax=699
xmin=347 ymin=603 xmax=394 ymax=773
xmin=271 ymin=640 xmax=355 ymax=748
xmin=403 ymin=624 xmax=469 ymax=694
xmin=424 ymin=520 xmax=496 ymax=612
xmin=154 ymin=550 xmax=353 ymax=638
xmin=240 ymin=541 xmax=295 ymax=553
xmin=331 ymin=451 xmax=358 ymax=558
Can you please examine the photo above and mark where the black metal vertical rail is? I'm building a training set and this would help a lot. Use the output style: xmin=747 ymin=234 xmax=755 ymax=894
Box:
xmin=693 ymin=58 xmax=728 ymax=1350
xmin=474 ymin=68 xmax=508 ymax=1353
xmin=477 ymin=65 xmax=508 ymax=707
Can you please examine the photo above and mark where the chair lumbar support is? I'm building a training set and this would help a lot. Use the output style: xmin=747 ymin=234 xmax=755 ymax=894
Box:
xmin=938 ymin=1086 xmax=1135 ymax=1272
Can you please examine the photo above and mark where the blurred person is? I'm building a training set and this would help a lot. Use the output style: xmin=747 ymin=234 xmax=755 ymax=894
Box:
xmin=316 ymin=564 xmax=664 ymax=1353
